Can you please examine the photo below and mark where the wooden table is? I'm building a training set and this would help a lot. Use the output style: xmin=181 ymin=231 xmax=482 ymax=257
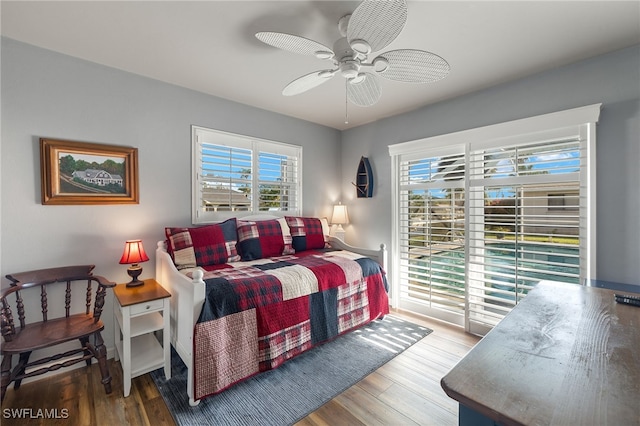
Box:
xmin=113 ymin=279 xmax=171 ymax=397
xmin=441 ymin=280 xmax=640 ymax=426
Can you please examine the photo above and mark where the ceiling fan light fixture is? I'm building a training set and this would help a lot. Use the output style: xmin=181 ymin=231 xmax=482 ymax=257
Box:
xmin=373 ymin=57 xmax=389 ymax=73
xmin=350 ymin=39 xmax=371 ymax=55
xmin=340 ymin=61 xmax=360 ymax=79
xmin=315 ymin=50 xmax=334 ymax=60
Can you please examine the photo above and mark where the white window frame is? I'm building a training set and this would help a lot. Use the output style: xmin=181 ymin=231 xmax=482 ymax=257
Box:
xmin=389 ymin=104 xmax=601 ymax=334
xmin=192 ymin=126 xmax=302 ymax=224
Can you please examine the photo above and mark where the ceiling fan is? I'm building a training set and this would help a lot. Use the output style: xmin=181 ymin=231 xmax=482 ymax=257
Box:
xmin=255 ymin=0 xmax=450 ymax=108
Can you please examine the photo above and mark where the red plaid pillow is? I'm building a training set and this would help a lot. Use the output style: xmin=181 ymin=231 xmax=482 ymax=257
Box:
xmin=165 ymin=218 xmax=240 ymax=270
xmin=236 ymin=218 xmax=294 ymax=260
xmin=285 ymin=216 xmax=328 ymax=252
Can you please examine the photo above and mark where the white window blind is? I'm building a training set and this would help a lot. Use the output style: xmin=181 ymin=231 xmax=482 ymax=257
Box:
xmin=390 ymin=104 xmax=600 ymax=334
xmin=192 ymin=126 xmax=302 ymax=223
xmin=466 ymin=138 xmax=583 ymax=331
xmin=200 ymin=143 xmax=252 ymax=212
xmin=398 ymin=150 xmax=467 ymax=324
xmin=257 ymin=150 xmax=299 ymax=212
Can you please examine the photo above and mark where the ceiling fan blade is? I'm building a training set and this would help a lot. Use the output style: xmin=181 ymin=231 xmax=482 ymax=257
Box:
xmin=347 ymin=0 xmax=407 ymax=53
xmin=376 ymin=49 xmax=450 ymax=83
xmin=347 ymin=73 xmax=381 ymax=107
xmin=256 ymin=32 xmax=334 ymax=58
xmin=283 ymin=70 xmax=335 ymax=96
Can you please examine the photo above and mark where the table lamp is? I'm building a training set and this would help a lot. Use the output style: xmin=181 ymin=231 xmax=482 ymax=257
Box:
xmin=119 ymin=239 xmax=149 ymax=287
xmin=331 ymin=203 xmax=349 ymax=241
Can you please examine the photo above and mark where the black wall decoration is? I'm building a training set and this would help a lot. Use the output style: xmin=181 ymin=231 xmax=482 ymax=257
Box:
xmin=352 ymin=156 xmax=373 ymax=198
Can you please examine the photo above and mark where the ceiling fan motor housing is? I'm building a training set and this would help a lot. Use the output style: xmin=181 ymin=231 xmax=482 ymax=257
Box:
xmin=333 ymin=37 xmax=364 ymax=80
xmin=333 ymin=37 xmax=356 ymax=62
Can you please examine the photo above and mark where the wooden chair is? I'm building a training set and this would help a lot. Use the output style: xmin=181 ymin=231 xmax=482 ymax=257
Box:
xmin=0 ymin=265 xmax=116 ymax=402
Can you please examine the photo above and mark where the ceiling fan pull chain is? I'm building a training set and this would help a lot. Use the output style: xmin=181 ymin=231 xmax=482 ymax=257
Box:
xmin=345 ymin=80 xmax=349 ymax=124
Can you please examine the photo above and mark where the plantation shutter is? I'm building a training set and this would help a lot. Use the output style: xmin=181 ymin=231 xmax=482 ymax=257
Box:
xmin=390 ymin=104 xmax=600 ymax=335
xmin=193 ymin=126 xmax=302 ymax=223
xmin=257 ymin=144 xmax=300 ymax=212
xmin=199 ymin=143 xmax=253 ymax=212
xmin=466 ymin=138 xmax=583 ymax=332
xmin=397 ymin=147 xmax=467 ymax=326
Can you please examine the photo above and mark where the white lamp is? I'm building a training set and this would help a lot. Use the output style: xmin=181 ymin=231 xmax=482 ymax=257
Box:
xmin=331 ymin=203 xmax=349 ymax=241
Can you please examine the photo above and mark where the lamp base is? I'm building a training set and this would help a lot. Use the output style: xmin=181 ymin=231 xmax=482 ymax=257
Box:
xmin=126 ymin=265 xmax=145 ymax=288
xmin=333 ymin=224 xmax=346 ymax=242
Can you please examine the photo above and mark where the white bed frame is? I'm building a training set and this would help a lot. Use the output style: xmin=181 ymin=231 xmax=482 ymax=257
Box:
xmin=154 ymin=215 xmax=387 ymax=406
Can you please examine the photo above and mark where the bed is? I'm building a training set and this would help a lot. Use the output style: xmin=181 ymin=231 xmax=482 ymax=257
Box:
xmin=155 ymin=215 xmax=389 ymax=406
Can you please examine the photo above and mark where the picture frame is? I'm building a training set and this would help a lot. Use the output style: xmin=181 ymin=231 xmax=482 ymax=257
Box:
xmin=40 ymin=138 xmax=139 ymax=205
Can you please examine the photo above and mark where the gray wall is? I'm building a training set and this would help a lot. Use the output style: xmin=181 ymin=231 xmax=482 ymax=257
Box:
xmin=1 ymin=37 xmax=342 ymax=354
xmin=341 ymin=44 xmax=640 ymax=288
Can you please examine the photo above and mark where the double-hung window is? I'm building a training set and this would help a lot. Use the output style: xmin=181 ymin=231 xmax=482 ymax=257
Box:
xmin=390 ymin=104 xmax=600 ymax=335
xmin=192 ymin=126 xmax=302 ymax=224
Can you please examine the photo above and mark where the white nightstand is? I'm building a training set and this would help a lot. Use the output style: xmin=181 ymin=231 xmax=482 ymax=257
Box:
xmin=113 ymin=279 xmax=171 ymax=397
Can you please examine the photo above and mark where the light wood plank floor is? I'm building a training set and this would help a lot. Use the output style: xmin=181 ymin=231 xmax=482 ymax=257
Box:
xmin=1 ymin=310 xmax=480 ymax=425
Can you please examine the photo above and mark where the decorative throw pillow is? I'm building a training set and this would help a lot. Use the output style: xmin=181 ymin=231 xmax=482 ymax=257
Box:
xmin=165 ymin=218 xmax=240 ymax=270
xmin=236 ymin=218 xmax=294 ymax=261
xmin=285 ymin=216 xmax=328 ymax=252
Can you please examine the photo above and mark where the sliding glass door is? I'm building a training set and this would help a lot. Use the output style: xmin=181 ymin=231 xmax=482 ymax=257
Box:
xmin=390 ymin=105 xmax=599 ymax=334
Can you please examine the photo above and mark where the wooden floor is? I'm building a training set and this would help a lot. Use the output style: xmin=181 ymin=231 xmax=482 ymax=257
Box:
xmin=1 ymin=310 xmax=480 ymax=426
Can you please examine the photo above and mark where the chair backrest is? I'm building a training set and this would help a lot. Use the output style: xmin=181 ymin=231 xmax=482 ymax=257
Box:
xmin=1 ymin=265 xmax=115 ymax=342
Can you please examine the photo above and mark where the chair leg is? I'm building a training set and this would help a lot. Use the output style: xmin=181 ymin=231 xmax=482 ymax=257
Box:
xmin=1 ymin=354 xmax=12 ymax=402
xmin=13 ymin=351 xmax=32 ymax=390
xmin=79 ymin=337 xmax=91 ymax=366
xmin=91 ymin=332 xmax=112 ymax=394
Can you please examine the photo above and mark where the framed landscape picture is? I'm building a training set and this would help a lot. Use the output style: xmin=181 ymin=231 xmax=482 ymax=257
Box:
xmin=40 ymin=138 xmax=139 ymax=205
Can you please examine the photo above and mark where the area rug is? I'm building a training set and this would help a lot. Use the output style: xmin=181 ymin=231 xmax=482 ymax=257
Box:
xmin=151 ymin=315 xmax=432 ymax=426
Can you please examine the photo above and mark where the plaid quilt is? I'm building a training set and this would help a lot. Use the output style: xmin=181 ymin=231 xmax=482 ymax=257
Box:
xmin=189 ymin=249 xmax=389 ymax=400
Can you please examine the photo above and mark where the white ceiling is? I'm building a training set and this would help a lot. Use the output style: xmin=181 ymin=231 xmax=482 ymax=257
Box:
xmin=2 ymin=1 xmax=639 ymax=130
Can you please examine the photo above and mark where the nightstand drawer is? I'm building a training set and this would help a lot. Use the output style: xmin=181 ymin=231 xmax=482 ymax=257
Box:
xmin=130 ymin=298 xmax=164 ymax=315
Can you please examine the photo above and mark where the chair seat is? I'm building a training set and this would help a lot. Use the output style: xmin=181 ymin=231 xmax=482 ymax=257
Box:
xmin=1 ymin=314 xmax=104 ymax=354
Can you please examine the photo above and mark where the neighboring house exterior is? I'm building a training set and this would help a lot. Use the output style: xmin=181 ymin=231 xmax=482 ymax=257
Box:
xmin=202 ymin=187 xmax=251 ymax=212
xmin=520 ymin=183 xmax=579 ymax=236
xmin=72 ymin=169 xmax=123 ymax=187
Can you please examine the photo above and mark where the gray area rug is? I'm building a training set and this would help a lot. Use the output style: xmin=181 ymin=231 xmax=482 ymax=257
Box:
xmin=151 ymin=315 xmax=433 ymax=426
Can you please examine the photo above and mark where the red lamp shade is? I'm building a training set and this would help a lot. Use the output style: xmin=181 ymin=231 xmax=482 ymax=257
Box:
xmin=119 ymin=239 xmax=149 ymax=264
xmin=119 ymin=240 xmax=149 ymax=287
